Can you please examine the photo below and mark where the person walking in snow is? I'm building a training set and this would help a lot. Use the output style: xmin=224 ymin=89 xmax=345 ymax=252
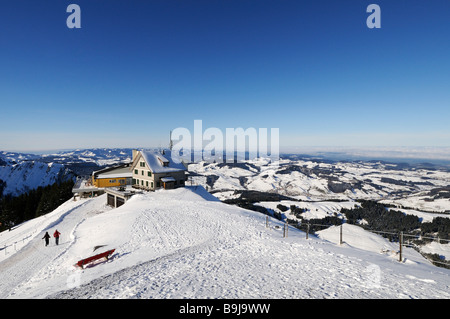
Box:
xmin=54 ymin=230 xmax=61 ymax=245
xmin=42 ymin=232 xmax=50 ymax=246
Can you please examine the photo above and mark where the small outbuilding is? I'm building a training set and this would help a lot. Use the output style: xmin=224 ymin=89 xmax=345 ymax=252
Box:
xmin=105 ymin=187 xmax=140 ymax=208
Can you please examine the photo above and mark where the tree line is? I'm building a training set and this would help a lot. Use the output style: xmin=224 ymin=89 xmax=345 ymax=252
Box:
xmin=0 ymin=180 xmax=74 ymax=231
xmin=341 ymin=200 xmax=450 ymax=241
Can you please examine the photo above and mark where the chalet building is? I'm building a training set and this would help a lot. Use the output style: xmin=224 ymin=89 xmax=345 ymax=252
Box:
xmin=91 ymin=164 xmax=132 ymax=188
xmin=131 ymin=150 xmax=187 ymax=190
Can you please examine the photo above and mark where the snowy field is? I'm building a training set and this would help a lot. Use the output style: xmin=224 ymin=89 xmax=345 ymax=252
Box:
xmin=0 ymin=186 xmax=449 ymax=299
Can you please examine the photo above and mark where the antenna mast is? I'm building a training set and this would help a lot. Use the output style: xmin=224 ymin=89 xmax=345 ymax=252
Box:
xmin=169 ymin=130 xmax=174 ymax=151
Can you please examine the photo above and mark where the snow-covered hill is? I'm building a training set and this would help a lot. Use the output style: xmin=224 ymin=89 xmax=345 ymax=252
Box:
xmin=188 ymin=157 xmax=450 ymax=213
xmin=0 ymin=161 xmax=74 ymax=197
xmin=0 ymin=186 xmax=449 ymax=299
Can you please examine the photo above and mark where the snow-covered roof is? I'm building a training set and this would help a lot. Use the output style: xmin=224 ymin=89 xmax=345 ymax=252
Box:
xmin=97 ymin=172 xmax=131 ymax=179
xmin=96 ymin=166 xmax=132 ymax=179
xmin=93 ymin=164 xmax=132 ymax=178
xmin=138 ymin=150 xmax=187 ymax=174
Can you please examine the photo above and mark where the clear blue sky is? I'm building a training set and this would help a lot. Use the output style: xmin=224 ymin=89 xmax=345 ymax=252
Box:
xmin=1 ymin=0 xmax=449 ymax=152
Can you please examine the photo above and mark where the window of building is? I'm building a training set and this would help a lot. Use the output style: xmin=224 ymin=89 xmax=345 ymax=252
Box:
xmin=134 ymin=169 xmax=138 ymax=174
xmin=148 ymin=171 xmax=152 ymax=177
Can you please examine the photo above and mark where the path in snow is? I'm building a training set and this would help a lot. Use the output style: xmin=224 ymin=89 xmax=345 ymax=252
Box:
xmin=50 ymin=195 xmax=450 ymax=299
xmin=1 ymin=188 xmax=450 ymax=299
xmin=0 ymin=198 xmax=106 ymax=298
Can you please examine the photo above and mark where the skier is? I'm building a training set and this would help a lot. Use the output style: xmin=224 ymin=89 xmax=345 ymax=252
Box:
xmin=54 ymin=229 xmax=61 ymax=245
xmin=42 ymin=232 xmax=50 ymax=246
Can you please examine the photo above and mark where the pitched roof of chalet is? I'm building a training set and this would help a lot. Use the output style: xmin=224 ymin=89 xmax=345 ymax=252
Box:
xmin=96 ymin=166 xmax=132 ymax=179
xmin=135 ymin=150 xmax=187 ymax=174
xmin=93 ymin=163 xmax=132 ymax=179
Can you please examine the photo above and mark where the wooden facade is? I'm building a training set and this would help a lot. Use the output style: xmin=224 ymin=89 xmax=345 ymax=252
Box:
xmin=92 ymin=164 xmax=132 ymax=188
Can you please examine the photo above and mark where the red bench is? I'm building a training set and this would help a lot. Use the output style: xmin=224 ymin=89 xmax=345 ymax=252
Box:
xmin=76 ymin=249 xmax=115 ymax=269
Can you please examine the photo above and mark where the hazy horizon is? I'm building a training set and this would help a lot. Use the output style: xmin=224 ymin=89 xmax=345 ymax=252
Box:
xmin=2 ymin=145 xmax=450 ymax=166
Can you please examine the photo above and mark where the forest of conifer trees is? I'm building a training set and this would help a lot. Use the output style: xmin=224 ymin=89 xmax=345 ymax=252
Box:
xmin=0 ymin=180 xmax=74 ymax=231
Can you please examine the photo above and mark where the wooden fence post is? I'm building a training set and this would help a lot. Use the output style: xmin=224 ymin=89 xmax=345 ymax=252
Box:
xmin=399 ymin=231 xmax=403 ymax=262
xmin=306 ymin=223 xmax=310 ymax=240
xmin=285 ymin=221 xmax=288 ymax=238
xmin=340 ymin=224 xmax=343 ymax=245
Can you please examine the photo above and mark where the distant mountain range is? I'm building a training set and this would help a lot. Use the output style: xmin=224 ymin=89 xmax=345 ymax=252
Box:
xmin=1 ymin=148 xmax=450 ymax=214
xmin=1 ymin=148 xmax=133 ymax=166
xmin=0 ymin=149 xmax=133 ymax=197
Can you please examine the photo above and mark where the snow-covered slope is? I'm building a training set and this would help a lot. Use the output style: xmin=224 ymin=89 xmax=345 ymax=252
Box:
xmin=0 ymin=161 xmax=73 ymax=197
xmin=0 ymin=186 xmax=449 ymax=299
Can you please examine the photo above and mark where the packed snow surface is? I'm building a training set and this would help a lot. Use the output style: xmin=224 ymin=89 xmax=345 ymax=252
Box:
xmin=0 ymin=186 xmax=449 ymax=299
